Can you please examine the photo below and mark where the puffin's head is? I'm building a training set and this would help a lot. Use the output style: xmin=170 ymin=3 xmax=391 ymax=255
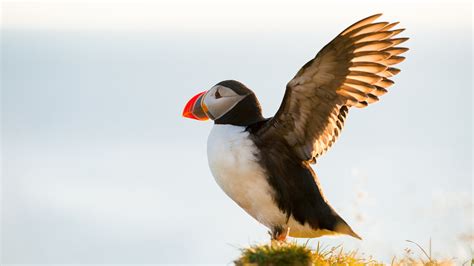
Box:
xmin=182 ymin=80 xmax=264 ymax=126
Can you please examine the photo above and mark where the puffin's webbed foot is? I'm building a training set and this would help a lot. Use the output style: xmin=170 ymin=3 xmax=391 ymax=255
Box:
xmin=269 ymin=226 xmax=290 ymax=242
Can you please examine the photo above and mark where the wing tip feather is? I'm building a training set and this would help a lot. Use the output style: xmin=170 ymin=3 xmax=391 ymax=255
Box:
xmin=340 ymin=13 xmax=383 ymax=35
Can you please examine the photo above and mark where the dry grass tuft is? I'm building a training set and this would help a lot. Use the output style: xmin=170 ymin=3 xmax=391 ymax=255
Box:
xmin=391 ymin=240 xmax=458 ymax=266
xmin=235 ymin=241 xmax=383 ymax=266
xmin=235 ymin=240 xmax=462 ymax=266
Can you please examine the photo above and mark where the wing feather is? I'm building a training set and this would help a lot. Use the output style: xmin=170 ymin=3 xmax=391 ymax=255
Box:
xmin=257 ymin=14 xmax=408 ymax=162
xmin=340 ymin=13 xmax=382 ymax=35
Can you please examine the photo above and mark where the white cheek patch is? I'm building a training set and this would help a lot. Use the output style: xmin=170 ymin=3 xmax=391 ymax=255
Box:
xmin=218 ymin=86 xmax=238 ymax=97
xmin=203 ymin=87 xmax=246 ymax=120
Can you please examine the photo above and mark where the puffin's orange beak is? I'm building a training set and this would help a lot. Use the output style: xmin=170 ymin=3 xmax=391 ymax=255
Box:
xmin=182 ymin=91 xmax=209 ymax=121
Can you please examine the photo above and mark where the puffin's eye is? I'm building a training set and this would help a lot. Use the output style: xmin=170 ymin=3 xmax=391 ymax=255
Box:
xmin=215 ymin=89 xmax=222 ymax=99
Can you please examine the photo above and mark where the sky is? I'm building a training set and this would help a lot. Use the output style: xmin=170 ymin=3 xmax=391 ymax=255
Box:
xmin=1 ymin=0 xmax=473 ymax=264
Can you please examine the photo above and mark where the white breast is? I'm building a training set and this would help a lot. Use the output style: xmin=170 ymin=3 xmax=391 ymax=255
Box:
xmin=207 ymin=124 xmax=286 ymax=229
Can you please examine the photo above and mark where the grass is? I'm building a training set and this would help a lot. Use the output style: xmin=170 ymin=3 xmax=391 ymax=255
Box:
xmin=235 ymin=240 xmax=464 ymax=266
xmin=235 ymin=241 xmax=313 ymax=266
xmin=235 ymin=241 xmax=382 ymax=266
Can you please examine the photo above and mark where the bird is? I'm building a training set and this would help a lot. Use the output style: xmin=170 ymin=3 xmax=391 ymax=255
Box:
xmin=182 ymin=14 xmax=408 ymax=241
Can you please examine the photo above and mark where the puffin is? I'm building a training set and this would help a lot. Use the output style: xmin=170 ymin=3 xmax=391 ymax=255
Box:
xmin=182 ymin=14 xmax=408 ymax=241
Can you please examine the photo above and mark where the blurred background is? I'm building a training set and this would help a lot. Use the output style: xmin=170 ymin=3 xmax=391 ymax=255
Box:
xmin=1 ymin=0 xmax=472 ymax=264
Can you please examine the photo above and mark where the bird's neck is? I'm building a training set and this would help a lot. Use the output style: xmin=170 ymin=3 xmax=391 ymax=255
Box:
xmin=215 ymin=94 xmax=265 ymax=126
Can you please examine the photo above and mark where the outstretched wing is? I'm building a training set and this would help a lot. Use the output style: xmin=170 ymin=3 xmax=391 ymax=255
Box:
xmin=257 ymin=14 xmax=408 ymax=162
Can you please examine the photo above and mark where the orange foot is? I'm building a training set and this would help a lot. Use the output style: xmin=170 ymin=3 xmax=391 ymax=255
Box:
xmin=270 ymin=226 xmax=290 ymax=242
